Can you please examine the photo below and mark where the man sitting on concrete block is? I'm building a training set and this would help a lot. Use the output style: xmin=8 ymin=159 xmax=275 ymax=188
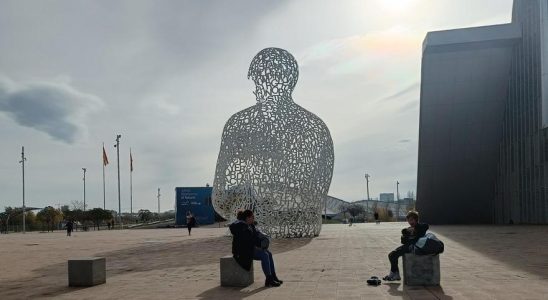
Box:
xmin=229 ymin=209 xmax=282 ymax=287
xmin=383 ymin=210 xmax=431 ymax=281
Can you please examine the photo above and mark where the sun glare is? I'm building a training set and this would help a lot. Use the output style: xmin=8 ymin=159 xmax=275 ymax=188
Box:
xmin=376 ymin=0 xmax=415 ymax=12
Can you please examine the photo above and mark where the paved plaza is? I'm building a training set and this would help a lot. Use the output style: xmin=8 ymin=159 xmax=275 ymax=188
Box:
xmin=1 ymin=223 xmax=547 ymax=299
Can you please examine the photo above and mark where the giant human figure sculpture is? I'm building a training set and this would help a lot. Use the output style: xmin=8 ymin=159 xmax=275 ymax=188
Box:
xmin=212 ymin=48 xmax=334 ymax=238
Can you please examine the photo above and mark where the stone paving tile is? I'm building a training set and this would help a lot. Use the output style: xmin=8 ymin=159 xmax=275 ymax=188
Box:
xmin=1 ymin=223 xmax=548 ymax=299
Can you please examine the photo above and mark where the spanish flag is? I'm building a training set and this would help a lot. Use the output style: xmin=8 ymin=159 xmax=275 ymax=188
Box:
xmin=130 ymin=150 xmax=133 ymax=172
xmin=103 ymin=146 xmax=109 ymax=166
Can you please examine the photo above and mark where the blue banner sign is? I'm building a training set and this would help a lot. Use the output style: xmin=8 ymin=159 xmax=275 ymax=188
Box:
xmin=175 ymin=187 xmax=214 ymax=225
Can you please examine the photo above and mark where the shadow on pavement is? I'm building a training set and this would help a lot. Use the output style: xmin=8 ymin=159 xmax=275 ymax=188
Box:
xmin=432 ymin=225 xmax=548 ymax=278
xmin=386 ymin=282 xmax=453 ymax=300
xmin=0 ymin=235 xmax=311 ymax=298
xmin=197 ymin=285 xmax=267 ymax=300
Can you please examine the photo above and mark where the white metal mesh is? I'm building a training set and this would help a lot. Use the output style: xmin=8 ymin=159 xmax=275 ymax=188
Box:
xmin=212 ymin=48 xmax=334 ymax=238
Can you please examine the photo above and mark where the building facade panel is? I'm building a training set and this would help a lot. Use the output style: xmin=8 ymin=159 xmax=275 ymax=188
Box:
xmin=417 ymin=12 xmax=523 ymax=224
xmin=541 ymin=0 xmax=548 ymax=127
xmin=495 ymin=0 xmax=548 ymax=224
xmin=418 ymin=0 xmax=548 ymax=224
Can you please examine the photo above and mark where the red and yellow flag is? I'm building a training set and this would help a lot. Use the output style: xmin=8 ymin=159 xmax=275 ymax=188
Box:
xmin=103 ymin=146 xmax=109 ymax=166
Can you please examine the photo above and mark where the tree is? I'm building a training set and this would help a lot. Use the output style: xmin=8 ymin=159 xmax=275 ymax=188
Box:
xmin=0 ymin=211 xmax=8 ymax=233
xmin=85 ymin=208 xmax=112 ymax=230
xmin=371 ymin=202 xmax=379 ymax=213
xmin=159 ymin=210 xmax=175 ymax=221
xmin=24 ymin=211 xmax=37 ymax=230
xmin=121 ymin=213 xmax=135 ymax=224
xmin=71 ymin=200 xmax=86 ymax=211
xmin=345 ymin=204 xmax=365 ymax=221
xmin=36 ymin=206 xmax=63 ymax=232
xmin=1 ymin=207 xmax=39 ymax=232
xmin=2 ymin=207 xmax=22 ymax=225
xmin=64 ymin=209 xmax=84 ymax=224
xmin=138 ymin=209 xmax=153 ymax=223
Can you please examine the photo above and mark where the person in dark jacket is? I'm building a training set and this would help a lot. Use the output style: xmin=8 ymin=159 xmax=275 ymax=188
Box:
xmin=229 ymin=209 xmax=282 ymax=287
xmin=65 ymin=220 xmax=74 ymax=237
xmin=383 ymin=210 xmax=429 ymax=281
xmin=186 ymin=212 xmax=196 ymax=236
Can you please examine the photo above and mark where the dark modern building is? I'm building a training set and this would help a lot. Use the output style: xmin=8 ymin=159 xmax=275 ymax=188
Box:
xmin=417 ymin=0 xmax=548 ymax=224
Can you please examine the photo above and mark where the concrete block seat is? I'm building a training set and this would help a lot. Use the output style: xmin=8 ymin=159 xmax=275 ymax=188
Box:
xmin=68 ymin=257 xmax=106 ymax=287
xmin=220 ymin=256 xmax=254 ymax=287
xmin=403 ymin=253 xmax=440 ymax=286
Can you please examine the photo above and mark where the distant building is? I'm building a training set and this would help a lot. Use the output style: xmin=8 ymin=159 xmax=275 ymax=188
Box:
xmin=399 ymin=198 xmax=415 ymax=213
xmin=323 ymin=195 xmax=348 ymax=218
xmin=379 ymin=193 xmax=395 ymax=202
xmin=417 ymin=0 xmax=548 ymax=224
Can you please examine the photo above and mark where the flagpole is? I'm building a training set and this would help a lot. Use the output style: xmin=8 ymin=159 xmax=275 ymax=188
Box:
xmin=130 ymin=148 xmax=133 ymax=219
xmin=103 ymin=143 xmax=106 ymax=210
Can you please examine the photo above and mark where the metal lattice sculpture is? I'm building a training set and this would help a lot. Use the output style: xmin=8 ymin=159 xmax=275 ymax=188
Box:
xmin=212 ymin=48 xmax=334 ymax=238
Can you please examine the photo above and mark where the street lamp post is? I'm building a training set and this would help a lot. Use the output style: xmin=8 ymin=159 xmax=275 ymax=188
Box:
xmin=324 ymin=196 xmax=327 ymax=222
xmin=19 ymin=146 xmax=27 ymax=234
xmin=82 ymin=168 xmax=87 ymax=211
xmin=130 ymin=148 xmax=133 ymax=219
xmin=157 ymin=188 xmax=161 ymax=216
xmin=365 ymin=173 xmax=371 ymax=218
xmin=114 ymin=134 xmax=121 ymax=228
xmin=396 ymin=181 xmax=400 ymax=221
xmin=365 ymin=173 xmax=371 ymax=201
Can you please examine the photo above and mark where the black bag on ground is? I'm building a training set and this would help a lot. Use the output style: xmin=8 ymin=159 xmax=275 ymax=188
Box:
xmin=413 ymin=232 xmax=444 ymax=255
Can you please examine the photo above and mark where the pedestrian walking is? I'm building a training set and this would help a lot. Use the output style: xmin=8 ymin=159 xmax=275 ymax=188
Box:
xmin=65 ymin=220 xmax=74 ymax=237
xmin=186 ymin=211 xmax=196 ymax=236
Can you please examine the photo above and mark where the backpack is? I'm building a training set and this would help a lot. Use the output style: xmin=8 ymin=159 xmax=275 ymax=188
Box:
xmin=413 ymin=232 xmax=444 ymax=255
xmin=256 ymin=230 xmax=270 ymax=249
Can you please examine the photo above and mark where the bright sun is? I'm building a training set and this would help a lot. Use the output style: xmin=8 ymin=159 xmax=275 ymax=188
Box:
xmin=376 ymin=0 xmax=415 ymax=12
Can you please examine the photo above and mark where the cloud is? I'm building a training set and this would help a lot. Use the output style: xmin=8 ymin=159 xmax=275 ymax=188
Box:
xmin=379 ymin=82 xmax=420 ymax=102
xmin=0 ymin=76 xmax=103 ymax=143
xmin=399 ymin=99 xmax=419 ymax=112
xmin=139 ymin=93 xmax=181 ymax=116
xmin=299 ymin=26 xmax=423 ymax=75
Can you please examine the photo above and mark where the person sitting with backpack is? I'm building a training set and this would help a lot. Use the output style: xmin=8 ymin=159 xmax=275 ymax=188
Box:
xmin=383 ymin=210 xmax=429 ymax=281
xmin=229 ymin=209 xmax=283 ymax=287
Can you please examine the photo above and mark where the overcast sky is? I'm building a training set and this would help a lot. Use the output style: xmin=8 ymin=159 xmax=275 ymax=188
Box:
xmin=0 ymin=0 xmax=513 ymax=212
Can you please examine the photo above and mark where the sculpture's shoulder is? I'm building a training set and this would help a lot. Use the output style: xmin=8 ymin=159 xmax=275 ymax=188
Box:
xmin=222 ymin=106 xmax=256 ymax=136
xmin=292 ymin=104 xmax=332 ymax=141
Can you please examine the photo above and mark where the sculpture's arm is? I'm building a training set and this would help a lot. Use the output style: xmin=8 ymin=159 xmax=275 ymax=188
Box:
xmin=310 ymin=119 xmax=335 ymax=195
xmin=320 ymin=129 xmax=335 ymax=194
xmin=212 ymin=110 xmax=255 ymax=217
xmin=213 ymin=116 xmax=239 ymax=192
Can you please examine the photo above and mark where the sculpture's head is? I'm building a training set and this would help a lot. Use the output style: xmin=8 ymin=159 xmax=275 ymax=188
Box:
xmin=248 ymin=47 xmax=299 ymax=103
